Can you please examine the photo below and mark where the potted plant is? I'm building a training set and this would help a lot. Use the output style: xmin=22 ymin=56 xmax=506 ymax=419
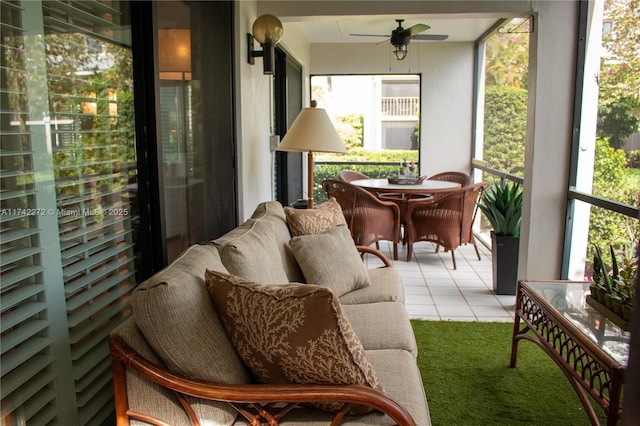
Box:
xmin=589 ymin=244 xmax=636 ymax=327
xmin=477 ymin=181 xmax=523 ymax=295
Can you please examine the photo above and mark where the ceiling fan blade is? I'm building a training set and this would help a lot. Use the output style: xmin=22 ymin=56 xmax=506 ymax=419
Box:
xmin=406 ymin=23 xmax=430 ymax=36
xmin=349 ymin=33 xmax=391 ymax=38
xmin=412 ymin=34 xmax=449 ymax=41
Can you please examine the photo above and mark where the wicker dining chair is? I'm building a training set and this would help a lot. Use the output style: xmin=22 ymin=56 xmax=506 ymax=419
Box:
xmin=322 ymin=179 xmax=401 ymax=260
xmin=405 ymin=182 xmax=487 ymax=268
xmin=428 ymin=171 xmax=471 ymax=186
xmin=338 ymin=170 xmax=370 ymax=182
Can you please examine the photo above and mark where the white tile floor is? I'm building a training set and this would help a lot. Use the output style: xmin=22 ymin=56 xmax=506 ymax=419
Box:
xmin=366 ymin=240 xmax=517 ymax=322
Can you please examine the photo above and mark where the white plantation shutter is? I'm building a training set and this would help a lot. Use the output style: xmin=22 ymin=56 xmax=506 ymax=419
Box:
xmin=1 ymin=1 xmax=137 ymax=424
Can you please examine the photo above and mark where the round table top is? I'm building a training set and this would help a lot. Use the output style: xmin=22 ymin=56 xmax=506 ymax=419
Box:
xmin=351 ymin=178 xmax=461 ymax=193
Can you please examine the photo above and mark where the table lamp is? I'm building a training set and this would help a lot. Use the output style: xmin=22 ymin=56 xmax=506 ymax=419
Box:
xmin=276 ymin=101 xmax=346 ymax=208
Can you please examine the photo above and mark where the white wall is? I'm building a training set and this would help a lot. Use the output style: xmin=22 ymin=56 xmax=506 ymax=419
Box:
xmin=234 ymin=3 xmax=288 ymax=220
xmin=310 ymin=42 xmax=475 ymax=177
xmin=234 ymin=3 xmax=314 ymax=220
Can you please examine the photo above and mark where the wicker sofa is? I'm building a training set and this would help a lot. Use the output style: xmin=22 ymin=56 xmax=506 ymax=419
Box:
xmin=109 ymin=201 xmax=430 ymax=425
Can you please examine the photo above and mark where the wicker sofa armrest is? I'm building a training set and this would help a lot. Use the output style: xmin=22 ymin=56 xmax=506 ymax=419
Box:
xmin=356 ymin=245 xmax=393 ymax=267
xmin=110 ymin=334 xmax=415 ymax=426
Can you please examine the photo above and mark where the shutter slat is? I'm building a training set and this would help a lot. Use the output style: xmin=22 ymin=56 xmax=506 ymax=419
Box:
xmin=0 ymin=337 xmax=51 ymax=377
xmin=59 ymin=215 xmax=127 ymax=242
xmin=0 ymin=355 xmax=55 ymax=401
xmin=76 ymin=358 xmax=111 ymax=403
xmin=67 ymin=276 xmax=135 ymax=328
xmin=66 ymin=268 xmax=134 ymax=311
xmin=0 ymin=266 xmax=45 ymax=291
xmin=64 ymin=256 xmax=130 ymax=296
xmin=0 ymin=247 xmax=41 ymax=264
xmin=0 ymin=284 xmax=45 ymax=313
xmin=62 ymin=243 xmax=133 ymax=278
xmin=1 ymin=320 xmax=49 ymax=356
xmin=0 ymin=228 xmax=40 ymax=244
xmin=0 ymin=188 xmax=37 ymax=200
xmin=60 ymin=228 xmax=129 ymax=259
xmin=20 ymin=387 xmax=58 ymax=426
xmin=0 ymin=302 xmax=47 ymax=333
xmin=42 ymin=1 xmax=120 ymax=28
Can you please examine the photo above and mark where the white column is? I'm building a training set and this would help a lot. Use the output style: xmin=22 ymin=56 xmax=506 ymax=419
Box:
xmin=520 ymin=1 xmax=581 ymax=279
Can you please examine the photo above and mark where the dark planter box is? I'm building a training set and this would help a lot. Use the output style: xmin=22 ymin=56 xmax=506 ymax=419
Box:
xmin=492 ymin=233 xmax=520 ymax=295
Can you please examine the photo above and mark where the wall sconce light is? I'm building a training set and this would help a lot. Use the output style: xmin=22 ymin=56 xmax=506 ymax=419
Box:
xmin=247 ymin=14 xmax=283 ymax=75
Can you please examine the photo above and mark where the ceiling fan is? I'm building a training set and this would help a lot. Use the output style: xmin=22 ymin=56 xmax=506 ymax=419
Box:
xmin=350 ymin=19 xmax=449 ymax=60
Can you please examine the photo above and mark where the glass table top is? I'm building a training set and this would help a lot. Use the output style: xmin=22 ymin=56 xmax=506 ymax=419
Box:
xmin=525 ymin=281 xmax=631 ymax=366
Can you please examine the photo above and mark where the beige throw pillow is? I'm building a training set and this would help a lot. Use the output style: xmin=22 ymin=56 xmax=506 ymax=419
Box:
xmin=289 ymin=225 xmax=370 ymax=296
xmin=284 ymin=197 xmax=347 ymax=237
xmin=205 ymin=270 xmax=383 ymax=414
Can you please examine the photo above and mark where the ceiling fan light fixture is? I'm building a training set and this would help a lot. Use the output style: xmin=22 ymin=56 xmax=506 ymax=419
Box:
xmin=393 ymin=43 xmax=407 ymax=60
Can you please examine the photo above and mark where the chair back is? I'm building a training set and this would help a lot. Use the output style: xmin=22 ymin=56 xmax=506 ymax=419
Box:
xmin=407 ymin=183 xmax=487 ymax=250
xmin=428 ymin=171 xmax=471 ymax=187
xmin=338 ymin=170 xmax=370 ymax=183
xmin=322 ymin=179 xmax=400 ymax=248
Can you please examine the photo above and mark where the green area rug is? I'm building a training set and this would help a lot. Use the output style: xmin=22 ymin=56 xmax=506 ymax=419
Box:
xmin=412 ymin=320 xmax=606 ymax=426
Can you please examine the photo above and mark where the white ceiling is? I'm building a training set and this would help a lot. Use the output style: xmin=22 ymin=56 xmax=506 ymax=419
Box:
xmin=284 ymin=14 xmax=501 ymax=44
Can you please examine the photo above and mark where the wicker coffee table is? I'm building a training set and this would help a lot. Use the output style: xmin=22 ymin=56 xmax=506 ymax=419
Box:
xmin=511 ymin=280 xmax=630 ymax=426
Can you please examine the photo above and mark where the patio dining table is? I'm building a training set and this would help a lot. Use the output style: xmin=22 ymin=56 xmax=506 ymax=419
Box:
xmin=351 ymin=178 xmax=462 ymax=249
xmin=350 ymin=178 xmax=461 ymax=196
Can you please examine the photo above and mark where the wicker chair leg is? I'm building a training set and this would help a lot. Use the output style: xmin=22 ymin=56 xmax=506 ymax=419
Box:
xmin=473 ymin=243 xmax=481 ymax=261
xmin=393 ymin=242 xmax=398 ymax=260
xmin=434 ymin=244 xmax=440 ymax=253
xmin=406 ymin=243 xmax=413 ymax=262
xmin=450 ymin=250 xmax=457 ymax=270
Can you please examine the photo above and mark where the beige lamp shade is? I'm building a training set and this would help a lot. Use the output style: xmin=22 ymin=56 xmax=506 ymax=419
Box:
xmin=277 ymin=106 xmax=346 ymax=154
xmin=158 ymin=29 xmax=191 ymax=77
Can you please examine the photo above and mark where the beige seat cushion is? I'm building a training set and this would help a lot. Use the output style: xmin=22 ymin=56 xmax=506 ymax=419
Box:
xmin=111 ymin=318 xmax=191 ymax=425
xmin=340 ymin=267 xmax=405 ymax=305
xmin=205 ymin=270 xmax=382 ymax=414
xmin=233 ymin=349 xmax=430 ymax=425
xmin=131 ymin=245 xmax=250 ymax=426
xmin=289 ymin=225 xmax=370 ymax=297
xmin=342 ymin=302 xmax=418 ymax=357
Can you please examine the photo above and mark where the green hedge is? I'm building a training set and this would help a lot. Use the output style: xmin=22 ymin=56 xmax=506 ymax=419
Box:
xmin=313 ymin=149 xmax=418 ymax=203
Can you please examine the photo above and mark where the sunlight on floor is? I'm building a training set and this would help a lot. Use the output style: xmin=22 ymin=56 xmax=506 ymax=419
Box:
xmin=367 ymin=241 xmax=516 ymax=322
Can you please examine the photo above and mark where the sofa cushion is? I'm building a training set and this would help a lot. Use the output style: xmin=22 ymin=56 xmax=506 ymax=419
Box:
xmin=365 ymin=349 xmax=431 ymax=426
xmin=289 ymin=225 xmax=370 ymax=297
xmin=111 ymin=318 xmax=191 ymax=425
xmin=211 ymin=215 xmax=291 ymax=284
xmin=205 ymin=270 xmax=383 ymax=414
xmin=341 ymin=302 xmax=418 ymax=357
xmin=284 ymin=197 xmax=346 ymax=236
xmin=131 ymin=245 xmax=250 ymax=425
xmin=339 ymin=266 xmax=405 ymax=305
xmin=250 ymin=201 xmax=304 ymax=282
xmin=235 ymin=349 xmax=430 ymax=425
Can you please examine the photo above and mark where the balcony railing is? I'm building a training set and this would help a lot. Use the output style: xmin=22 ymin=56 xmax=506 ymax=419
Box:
xmin=381 ymin=97 xmax=419 ymax=117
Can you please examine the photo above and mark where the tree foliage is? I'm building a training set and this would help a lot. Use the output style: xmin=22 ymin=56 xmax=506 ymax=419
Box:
xmin=482 ymin=85 xmax=528 ymax=176
xmin=597 ymin=0 xmax=640 ymax=148
xmin=336 ymin=113 xmax=364 ymax=150
xmin=589 ymin=139 xmax=640 ymax=257
xmin=597 ymin=96 xmax=639 ymax=149
xmin=483 ymin=20 xmax=529 ymax=89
